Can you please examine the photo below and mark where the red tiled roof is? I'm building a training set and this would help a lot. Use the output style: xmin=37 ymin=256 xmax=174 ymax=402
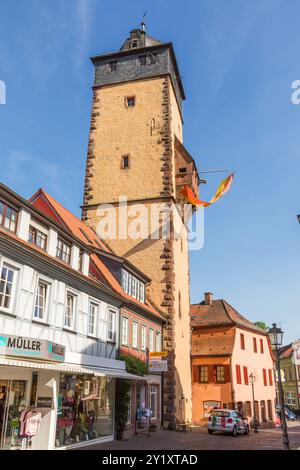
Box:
xmin=29 ymin=189 xmax=163 ymax=322
xmin=279 ymin=344 xmax=293 ymax=359
xmin=191 ymin=299 xmax=266 ymax=335
xmin=30 ymin=189 xmax=112 ymax=253
xmin=192 ymin=327 xmax=235 ymax=356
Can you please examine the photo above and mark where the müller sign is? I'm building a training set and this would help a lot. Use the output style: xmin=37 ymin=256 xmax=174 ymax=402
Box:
xmin=0 ymin=333 xmax=65 ymax=362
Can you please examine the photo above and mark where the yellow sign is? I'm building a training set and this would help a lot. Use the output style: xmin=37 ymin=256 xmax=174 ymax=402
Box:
xmin=149 ymin=351 xmax=168 ymax=358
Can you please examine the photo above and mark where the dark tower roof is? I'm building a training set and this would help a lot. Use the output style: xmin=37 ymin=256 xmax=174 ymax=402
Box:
xmin=120 ymin=24 xmax=161 ymax=51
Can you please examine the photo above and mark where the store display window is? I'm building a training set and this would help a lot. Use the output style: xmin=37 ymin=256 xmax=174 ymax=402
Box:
xmin=55 ymin=374 xmax=115 ymax=447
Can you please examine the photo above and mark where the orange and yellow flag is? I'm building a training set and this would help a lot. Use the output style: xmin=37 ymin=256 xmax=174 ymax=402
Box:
xmin=179 ymin=173 xmax=234 ymax=207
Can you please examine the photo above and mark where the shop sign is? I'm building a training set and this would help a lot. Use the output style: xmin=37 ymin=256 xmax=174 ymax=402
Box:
xmin=37 ymin=396 xmax=53 ymax=408
xmin=149 ymin=351 xmax=168 ymax=358
xmin=149 ymin=359 xmax=168 ymax=372
xmin=0 ymin=333 xmax=65 ymax=362
xmin=203 ymin=400 xmax=220 ymax=418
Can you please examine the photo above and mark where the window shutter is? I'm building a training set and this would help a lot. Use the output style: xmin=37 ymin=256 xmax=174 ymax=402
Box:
xmin=236 ymin=365 xmax=242 ymax=384
xmin=268 ymin=369 xmax=273 ymax=386
xmin=243 ymin=366 xmax=249 ymax=385
xmin=225 ymin=365 xmax=231 ymax=383
xmin=193 ymin=366 xmax=199 ymax=383
xmin=208 ymin=365 xmax=214 ymax=383
xmin=212 ymin=365 xmax=217 ymax=383
xmin=263 ymin=368 xmax=267 ymax=386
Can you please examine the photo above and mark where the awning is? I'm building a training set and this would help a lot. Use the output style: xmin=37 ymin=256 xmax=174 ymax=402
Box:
xmin=0 ymin=357 xmax=143 ymax=380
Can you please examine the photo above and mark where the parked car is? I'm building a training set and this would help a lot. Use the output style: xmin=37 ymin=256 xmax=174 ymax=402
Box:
xmin=275 ymin=405 xmax=297 ymax=421
xmin=208 ymin=409 xmax=250 ymax=436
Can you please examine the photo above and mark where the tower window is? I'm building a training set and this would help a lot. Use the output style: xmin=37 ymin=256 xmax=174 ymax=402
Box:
xmin=108 ymin=61 xmax=116 ymax=72
xmin=131 ymin=41 xmax=138 ymax=48
xmin=138 ymin=55 xmax=147 ymax=66
xmin=148 ymin=53 xmax=157 ymax=65
xmin=121 ymin=155 xmax=130 ymax=169
xmin=125 ymin=96 xmax=135 ymax=108
xmin=179 ymin=167 xmax=187 ymax=175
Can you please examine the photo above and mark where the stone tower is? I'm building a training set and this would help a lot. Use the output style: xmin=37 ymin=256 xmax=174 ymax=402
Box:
xmin=82 ymin=24 xmax=200 ymax=427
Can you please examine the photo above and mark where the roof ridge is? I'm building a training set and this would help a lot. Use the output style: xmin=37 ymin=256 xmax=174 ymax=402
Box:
xmin=220 ymin=299 xmax=234 ymax=324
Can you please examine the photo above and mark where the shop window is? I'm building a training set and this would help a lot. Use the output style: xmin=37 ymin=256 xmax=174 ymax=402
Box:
xmin=0 ymin=200 xmax=18 ymax=232
xmin=150 ymin=386 xmax=158 ymax=419
xmin=56 ymin=374 xmax=115 ymax=447
xmin=30 ymin=372 xmax=39 ymax=406
xmin=199 ymin=366 xmax=208 ymax=383
xmin=34 ymin=281 xmax=48 ymax=320
xmin=28 ymin=225 xmax=47 ymax=250
xmin=121 ymin=317 xmax=128 ymax=345
xmin=149 ymin=329 xmax=154 ymax=352
xmin=107 ymin=308 xmax=116 ymax=342
xmin=286 ymin=391 xmax=296 ymax=406
xmin=56 ymin=238 xmax=71 ymax=264
xmin=88 ymin=301 xmax=98 ymax=336
xmin=141 ymin=325 xmax=147 ymax=351
xmin=0 ymin=264 xmax=17 ymax=310
xmin=64 ymin=292 xmax=76 ymax=329
xmin=132 ymin=321 xmax=138 ymax=349
xmin=260 ymin=400 xmax=267 ymax=422
xmin=267 ymin=400 xmax=273 ymax=421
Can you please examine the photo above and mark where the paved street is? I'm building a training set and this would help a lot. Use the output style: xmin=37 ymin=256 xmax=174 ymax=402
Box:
xmin=80 ymin=422 xmax=300 ymax=451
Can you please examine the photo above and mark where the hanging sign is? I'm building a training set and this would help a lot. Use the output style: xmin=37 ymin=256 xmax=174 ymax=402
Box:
xmin=149 ymin=351 xmax=168 ymax=358
xmin=149 ymin=359 xmax=168 ymax=372
xmin=0 ymin=333 xmax=65 ymax=362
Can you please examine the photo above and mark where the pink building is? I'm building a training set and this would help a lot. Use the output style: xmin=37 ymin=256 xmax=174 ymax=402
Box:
xmin=191 ymin=293 xmax=276 ymax=426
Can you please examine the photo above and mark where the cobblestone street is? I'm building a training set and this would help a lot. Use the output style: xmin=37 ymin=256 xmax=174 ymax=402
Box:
xmin=79 ymin=422 xmax=300 ymax=451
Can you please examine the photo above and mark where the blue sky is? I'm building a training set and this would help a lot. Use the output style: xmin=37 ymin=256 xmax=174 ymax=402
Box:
xmin=0 ymin=0 xmax=299 ymax=343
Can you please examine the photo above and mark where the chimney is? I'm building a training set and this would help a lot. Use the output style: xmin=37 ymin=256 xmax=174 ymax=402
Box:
xmin=204 ymin=292 xmax=213 ymax=305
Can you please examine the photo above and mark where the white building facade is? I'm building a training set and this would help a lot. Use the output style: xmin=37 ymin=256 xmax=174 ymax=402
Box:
xmin=0 ymin=184 xmax=139 ymax=450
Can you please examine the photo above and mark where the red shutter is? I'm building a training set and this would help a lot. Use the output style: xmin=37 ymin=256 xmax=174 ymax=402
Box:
xmin=236 ymin=365 xmax=242 ymax=384
xmin=225 ymin=365 xmax=231 ymax=383
xmin=240 ymin=334 xmax=245 ymax=350
xmin=260 ymin=339 xmax=264 ymax=354
xmin=263 ymin=368 xmax=267 ymax=386
xmin=192 ymin=366 xmax=199 ymax=383
xmin=253 ymin=338 xmax=257 ymax=353
xmin=268 ymin=369 xmax=273 ymax=386
xmin=208 ymin=365 xmax=214 ymax=383
xmin=212 ymin=365 xmax=217 ymax=383
xmin=243 ymin=366 xmax=249 ymax=385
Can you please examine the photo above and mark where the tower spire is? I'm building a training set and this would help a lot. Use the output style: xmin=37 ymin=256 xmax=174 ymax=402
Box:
xmin=141 ymin=12 xmax=147 ymax=32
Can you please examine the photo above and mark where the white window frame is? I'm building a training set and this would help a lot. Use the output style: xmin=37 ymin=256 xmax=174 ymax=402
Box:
xmin=33 ymin=276 xmax=51 ymax=322
xmin=64 ymin=290 xmax=77 ymax=330
xmin=107 ymin=307 xmax=117 ymax=343
xmin=132 ymin=321 xmax=138 ymax=349
xmin=155 ymin=331 xmax=161 ymax=352
xmin=0 ymin=257 xmax=20 ymax=314
xmin=122 ymin=269 xmax=145 ymax=303
xmin=121 ymin=316 xmax=129 ymax=345
xmin=88 ymin=300 xmax=98 ymax=337
xmin=141 ymin=325 xmax=147 ymax=351
xmin=149 ymin=328 xmax=154 ymax=353
xmin=150 ymin=385 xmax=158 ymax=419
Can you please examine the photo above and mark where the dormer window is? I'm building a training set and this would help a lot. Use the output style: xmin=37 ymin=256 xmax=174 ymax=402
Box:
xmin=131 ymin=41 xmax=138 ymax=48
xmin=56 ymin=238 xmax=71 ymax=264
xmin=0 ymin=200 xmax=18 ymax=233
xmin=28 ymin=225 xmax=47 ymax=250
xmin=122 ymin=269 xmax=145 ymax=302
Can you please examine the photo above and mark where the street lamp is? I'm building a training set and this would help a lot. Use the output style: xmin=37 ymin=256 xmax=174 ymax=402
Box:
xmin=249 ymin=373 xmax=258 ymax=433
xmin=268 ymin=323 xmax=290 ymax=450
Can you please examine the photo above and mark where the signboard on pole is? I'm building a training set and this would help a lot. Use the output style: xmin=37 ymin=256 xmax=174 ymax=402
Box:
xmin=149 ymin=359 xmax=168 ymax=372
